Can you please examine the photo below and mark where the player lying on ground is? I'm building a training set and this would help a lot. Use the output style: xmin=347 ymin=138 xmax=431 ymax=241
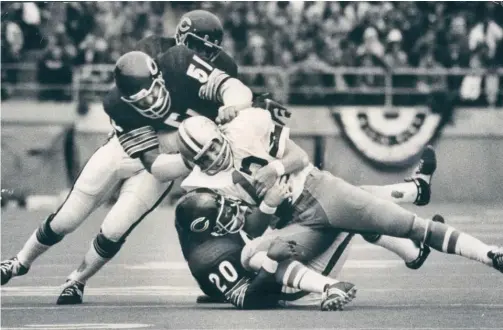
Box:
xmin=175 ymin=182 xmax=444 ymax=310
xmin=0 ymin=10 xmax=261 ymax=305
xmin=174 ymin=147 xmax=444 ymax=310
xmin=173 ymin=109 xmax=503 ymax=277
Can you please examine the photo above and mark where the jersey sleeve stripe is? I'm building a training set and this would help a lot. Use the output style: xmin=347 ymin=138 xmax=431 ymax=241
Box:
xmin=117 ymin=126 xmax=159 ymax=158
xmin=125 ymin=138 xmax=159 ymax=158
xmin=198 ymin=69 xmax=230 ymax=102
xmin=269 ymin=125 xmax=290 ymax=158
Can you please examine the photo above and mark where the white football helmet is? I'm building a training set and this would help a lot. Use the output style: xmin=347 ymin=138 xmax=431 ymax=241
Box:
xmin=177 ymin=116 xmax=233 ymax=175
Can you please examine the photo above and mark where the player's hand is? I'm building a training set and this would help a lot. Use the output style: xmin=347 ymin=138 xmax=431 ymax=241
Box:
xmin=215 ymin=104 xmax=250 ymax=125
xmin=267 ymin=239 xmax=302 ymax=262
xmin=254 ymin=164 xmax=281 ymax=198
xmin=262 ymin=176 xmax=292 ymax=207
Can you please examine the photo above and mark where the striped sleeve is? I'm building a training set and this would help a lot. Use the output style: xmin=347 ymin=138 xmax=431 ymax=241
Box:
xmin=117 ymin=126 xmax=159 ymax=158
xmin=198 ymin=68 xmax=231 ymax=102
xmin=268 ymin=124 xmax=290 ymax=159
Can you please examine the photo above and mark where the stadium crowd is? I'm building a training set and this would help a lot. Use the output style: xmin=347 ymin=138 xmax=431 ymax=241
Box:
xmin=2 ymin=1 xmax=503 ymax=105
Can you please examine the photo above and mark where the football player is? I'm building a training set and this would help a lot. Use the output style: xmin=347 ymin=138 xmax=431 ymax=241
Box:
xmin=174 ymin=184 xmax=358 ymax=310
xmin=0 ymin=9 xmax=256 ymax=305
xmin=174 ymin=110 xmax=503 ymax=278
xmin=174 ymin=148 xmax=444 ymax=310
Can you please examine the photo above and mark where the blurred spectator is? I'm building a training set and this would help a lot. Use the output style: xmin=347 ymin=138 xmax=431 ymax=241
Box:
xmin=75 ymin=35 xmax=112 ymax=65
xmin=37 ymin=45 xmax=73 ymax=101
xmin=357 ymin=27 xmax=385 ymax=58
xmin=384 ymin=29 xmax=408 ymax=68
xmin=417 ymin=48 xmax=447 ymax=93
xmin=356 ymin=52 xmax=385 ymax=90
xmin=468 ymin=7 xmax=503 ymax=60
xmin=65 ymin=3 xmax=95 ymax=45
xmin=1 ymin=17 xmax=24 ymax=100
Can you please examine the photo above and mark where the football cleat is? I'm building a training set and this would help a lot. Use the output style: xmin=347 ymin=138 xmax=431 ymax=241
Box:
xmin=406 ymin=145 xmax=437 ymax=206
xmin=56 ymin=280 xmax=85 ymax=305
xmin=487 ymin=247 xmax=503 ymax=273
xmin=406 ymin=214 xmax=445 ymax=270
xmin=320 ymin=281 xmax=357 ymax=311
xmin=1 ymin=257 xmax=29 ymax=285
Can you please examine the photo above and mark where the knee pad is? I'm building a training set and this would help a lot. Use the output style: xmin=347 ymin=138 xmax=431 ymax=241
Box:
xmin=93 ymin=231 xmax=124 ymax=259
xmin=36 ymin=214 xmax=65 ymax=246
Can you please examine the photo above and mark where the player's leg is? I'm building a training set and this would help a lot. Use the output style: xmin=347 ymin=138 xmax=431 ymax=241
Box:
xmin=277 ymin=231 xmax=356 ymax=310
xmin=1 ymin=140 xmax=123 ymax=285
xmin=360 ymin=145 xmax=436 ymax=206
xmin=241 ymin=225 xmax=356 ymax=310
xmin=358 ymin=146 xmax=439 ymax=268
xmin=362 ymin=215 xmax=445 ymax=270
xmin=57 ymin=171 xmax=174 ymax=304
xmin=301 ymin=170 xmax=503 ymax=273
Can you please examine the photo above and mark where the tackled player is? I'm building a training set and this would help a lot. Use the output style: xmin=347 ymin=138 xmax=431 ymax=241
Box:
xmin=174 ymin=144 xmax=445 ymax=310
xmin=174 ymin=109 xmax=503 ymax=284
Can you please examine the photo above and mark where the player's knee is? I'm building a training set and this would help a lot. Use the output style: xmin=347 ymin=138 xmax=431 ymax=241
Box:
xmin=36 ymin=214 xmax=65 ymax=246
xmin=241 ymin=241 xmax=259 ymax=270
xmin=93 ymin=231 xmax=124 ymax=259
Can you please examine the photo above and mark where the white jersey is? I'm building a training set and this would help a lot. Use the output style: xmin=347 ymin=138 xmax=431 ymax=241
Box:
xmin=181 ymin=108 xmax=312 ymax=205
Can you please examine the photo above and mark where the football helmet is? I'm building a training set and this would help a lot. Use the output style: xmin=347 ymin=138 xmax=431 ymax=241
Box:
xmin=177 ymin=116 xmax=233 ymax=175
xmin=114 ymin=51 xmax=171 ymax=119
xmin=175 ymin=188 xmax=247 ymax=238
xmin=175 ymin=10 xmax=224 ymax=60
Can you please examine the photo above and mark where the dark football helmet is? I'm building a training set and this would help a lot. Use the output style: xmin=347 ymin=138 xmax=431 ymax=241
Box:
xmin=175 ymin=188 xmax=247 ymax=240
xmin=114 ymin=51 xmax=170 ymax=119
xmin=175 ymin=10 xmax=224 ymax=60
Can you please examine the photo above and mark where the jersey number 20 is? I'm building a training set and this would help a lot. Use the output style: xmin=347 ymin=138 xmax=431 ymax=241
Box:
xmin=208 ymin=260 xmax=239 ymax=293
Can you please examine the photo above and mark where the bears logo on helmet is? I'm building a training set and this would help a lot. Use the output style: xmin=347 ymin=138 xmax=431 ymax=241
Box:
xmin=175 ymin=188 xmax=247 ymax=239
xmin=175 ymin=10 xmax=224 ymax=60
xmin=114 ymin=51 xmax=171 ymax=119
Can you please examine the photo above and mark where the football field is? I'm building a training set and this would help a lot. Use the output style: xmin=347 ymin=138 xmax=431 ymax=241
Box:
xmin=1 ymin=203 xmax=502 ymax=330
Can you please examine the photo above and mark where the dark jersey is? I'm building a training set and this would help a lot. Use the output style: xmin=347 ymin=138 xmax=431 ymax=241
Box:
xmin=133 ymin=35 xmax=238 ymax=78
xmin=103 ymin=42 xmax=238 ymax=158
xmin=176 ymin=221 xmax=282 ymax=309
xmin=186 ymin=235 xmax=251 ymax=299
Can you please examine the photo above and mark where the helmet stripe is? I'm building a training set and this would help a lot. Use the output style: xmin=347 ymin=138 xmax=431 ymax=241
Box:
xmin=178 ymin=124 xmax=202 ymax=155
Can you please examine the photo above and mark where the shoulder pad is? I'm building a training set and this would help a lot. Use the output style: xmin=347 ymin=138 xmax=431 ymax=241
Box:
xmin=212 ymin=50 xmax=238 ymax=78
xmin=188 ymin=236 xmax=243 ymax=274
xmin=134 ymin=35 xmax=176 ymax=58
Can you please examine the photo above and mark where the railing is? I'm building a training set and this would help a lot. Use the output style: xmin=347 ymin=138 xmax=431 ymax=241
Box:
xmin=2 ymin=63 xmax=503 ymax=107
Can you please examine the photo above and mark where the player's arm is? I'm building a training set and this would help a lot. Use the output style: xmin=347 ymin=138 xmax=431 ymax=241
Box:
xmin=253 ymin=111 xmax=310 ymax=196
xmin=142 ymin=150 xmax=191 ymax=182
xmin=183 ymin=48 xmax=252 ymax=109
xmin=245 ymin=176 xmax=292 ymax=233
xmin=113 ymin=126 xmax=189 ymax=182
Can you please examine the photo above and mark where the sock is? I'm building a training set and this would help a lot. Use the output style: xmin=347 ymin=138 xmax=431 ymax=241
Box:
xmin=67 ymin=243 xmax=110 ymax=285
xmin=16 ymin=231 xmax=51 ymax=268
xmin=420 ymin=219 xmax=493 ymax=265
xmin=360 ymin=182 xmax=418 ymax=204
xmin=370 ymin=235 xmax=420 ymax=263
xmin=276 ymin=260 xmax=338 ymax=294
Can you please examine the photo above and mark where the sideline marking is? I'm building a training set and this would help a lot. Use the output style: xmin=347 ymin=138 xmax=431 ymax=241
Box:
xmin=1 ymin=324 xmax=152 ymax=330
